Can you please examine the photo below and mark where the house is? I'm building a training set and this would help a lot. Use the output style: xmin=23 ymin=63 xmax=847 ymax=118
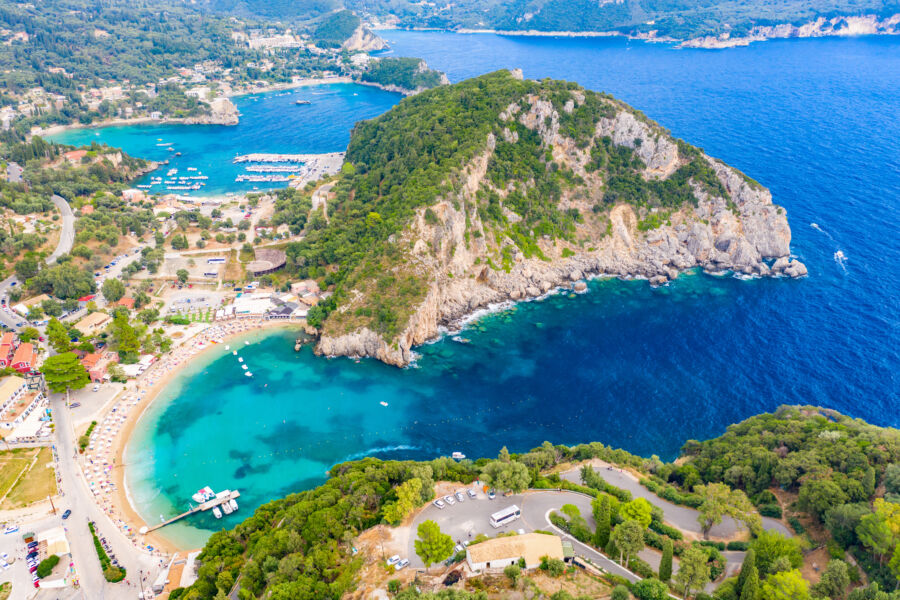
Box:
xmin=81 ymin=352 xmax=117 ymax=382
xmin=81 ymin=204 xmax=95 ymax=215
xmin=77 ymin=295 xmax=96 ymax=306
xmin=0 ymin=332 xmax=16 ymax=367
xmin=466 ymin=533 xmax=565 ymax=571
xmin=63 ymin=149 xmax=88 ymax=164
xmin=117 ymin=297 xmax=135 ymax=310
xmin=122 ymin=189 xmax=145 ymax=203
xmin=10 ymin=343 xmax=37 ymax=374
xmin=0 ymin=376 xmax=28 ymax=415
xmin=74 ymin=312 xmax=112 ymax=335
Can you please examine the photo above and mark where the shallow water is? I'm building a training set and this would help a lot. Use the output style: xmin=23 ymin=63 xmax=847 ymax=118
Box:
xmin=116 ymin=33 xmax=900 ymax=548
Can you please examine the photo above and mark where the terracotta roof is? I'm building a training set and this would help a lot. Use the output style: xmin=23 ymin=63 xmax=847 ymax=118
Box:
xmin=117 ymin=297 xmax=135 ymax=309
xmin=81 ymin=205 xmax=95 ymax=215
xmin=11 ymin=343 xmax=33 ymax=366
xmin=467 ymin=533 xmax=564 ymax=567
xmin=0 ymin=332 xmax=14 ymax=346
xmin=81 ymin=353 xmax=102 ymax=369
xmin=63 ymin=150 xmax=87 ymax=161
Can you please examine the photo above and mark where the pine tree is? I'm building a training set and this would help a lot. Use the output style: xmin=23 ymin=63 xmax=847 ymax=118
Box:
xmin=659 ymin=538 xmax=673 ymax=581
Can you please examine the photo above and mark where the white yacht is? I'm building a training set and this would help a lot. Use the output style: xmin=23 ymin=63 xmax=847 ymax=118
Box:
xmin=212 ymin=506 xmax=222 ymax=519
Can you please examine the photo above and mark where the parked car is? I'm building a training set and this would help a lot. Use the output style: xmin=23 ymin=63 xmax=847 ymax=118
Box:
xmin=455 ymin=491 xmax=465 ymax=502
xmin=70 ymin=402 xmax=81 ymax=408
xmin=467 ymin=489 xmax=477 ymax=498
xmin=443 ymin=495 xmax=455 ymax=505
xmin=396 ymin=558 xmax=409 ymax=570
xmin=93 ymin=385 xmax=100 ymax=392
xmin=488 ymin=489 xmax=496 ymax=500
xmin=62 ymin=509 xmax=72 ymax=520
xmin=6 ymin=524 xmax=20 ymax=534
xmin=432 ymin=499 xmax=445 ymax=509
xmin=454 ymin=544 xmax=464 ymax=554
xmin=386 ymin=555 xmax=400 ymax=566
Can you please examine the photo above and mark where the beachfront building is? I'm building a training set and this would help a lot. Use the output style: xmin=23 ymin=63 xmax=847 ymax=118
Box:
xmin=466 ymin=533 xmax=565 ymax=572
xmin=0 ymin=376 xmax=44 ymax=432
xmin=11 ymin=342 xmax=38 ymax=374
xmin=81 ymin=352 xmax=118 ymax=383
xmin=74 ymin=312 xmax=112 ymax=335
xmin=0 ymin=376 xmax=28 ymax=416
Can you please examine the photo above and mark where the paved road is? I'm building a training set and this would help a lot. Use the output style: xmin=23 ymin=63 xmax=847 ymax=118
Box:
xmin=561 ymin=462 xmax=792 ymax=538
xmin=50 ymin=392 xmax=164 ymax=599
xmin=0 ymin=194 xmax=76 ymax=332
xmin=47 ymin=195 xmax=75 ymax=265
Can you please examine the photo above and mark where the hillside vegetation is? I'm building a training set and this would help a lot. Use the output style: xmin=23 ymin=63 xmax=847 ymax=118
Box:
xmin=170 ymin=407 xmax=900 ymax=599
xmin=277 ymin=70 xmax=793 ymax=362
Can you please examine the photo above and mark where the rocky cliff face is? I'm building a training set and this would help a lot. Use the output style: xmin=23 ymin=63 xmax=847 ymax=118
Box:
xmin=342 ymin=25 xmax=388 ymax=52
xmin=681 ymin=14 xmax=900 ymax=48
xmin=315 ymin=75 xmax=806 ymax=366
xmin=183 ymin=97 xmax=239 ymax=126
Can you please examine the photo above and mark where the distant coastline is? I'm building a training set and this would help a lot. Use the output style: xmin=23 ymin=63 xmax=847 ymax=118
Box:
xmin=375 ymin=13 xmax=900 ymax=49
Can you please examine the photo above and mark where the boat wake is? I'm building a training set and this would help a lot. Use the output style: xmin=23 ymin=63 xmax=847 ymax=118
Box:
xmin=341 ymin=444 xmax=420 ymax=463
xmin=812 ymin=223 xmax=848 ymax=272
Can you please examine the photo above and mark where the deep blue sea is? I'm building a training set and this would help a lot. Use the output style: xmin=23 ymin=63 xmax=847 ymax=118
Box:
xmin=119 ymin=33 xmax=900 ymax=548
xmin=48 ymin=83 xmax=402 ymax=195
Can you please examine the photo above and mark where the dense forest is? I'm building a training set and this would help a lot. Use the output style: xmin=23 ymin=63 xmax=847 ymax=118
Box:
xmin=171 ymin=406 xmax=900 ymax=599
xmin=360 ymin=57 xmax=444 ymax=92
xmin=312 ymin=9 xmax=361 ymax=47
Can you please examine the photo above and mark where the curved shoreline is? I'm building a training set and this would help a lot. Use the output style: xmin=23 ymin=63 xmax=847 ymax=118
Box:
xmin=108 ymin=320 xmax=304 ymax=553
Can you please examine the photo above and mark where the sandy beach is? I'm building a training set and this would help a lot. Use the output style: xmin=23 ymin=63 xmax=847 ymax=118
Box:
xmin=85 ymin=319 xmax=304 ymax=556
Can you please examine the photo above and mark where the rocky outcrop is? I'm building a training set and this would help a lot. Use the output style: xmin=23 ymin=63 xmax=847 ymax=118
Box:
xmin=183 ymin=97 xmax=239 ymax=126
xmin=315 ymin=75 xmax=806 ymax=366
xmin=342 ymin=25 xmax=388 ymax=52
xmin=681 ymin=14 xmax=900 ymax=48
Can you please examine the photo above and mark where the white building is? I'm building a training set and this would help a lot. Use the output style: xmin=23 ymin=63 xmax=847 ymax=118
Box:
xmin=466 ymin=533 xmax=564 ymax=571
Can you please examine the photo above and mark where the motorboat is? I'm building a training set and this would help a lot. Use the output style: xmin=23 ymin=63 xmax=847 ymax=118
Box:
xmin=452 ymin=452 xmax=466 ymax=460
xmin=212 ymin=507 xmax=222 ymax=519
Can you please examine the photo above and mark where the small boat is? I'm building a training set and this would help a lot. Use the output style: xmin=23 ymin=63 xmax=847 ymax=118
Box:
xmin=295 ymin=100 xmax=311 ymax=105
xmin=380 ymin=401 xmax=389 ymax=407
xmin=242 ymin=365 xmax=248 ymax=370
xmin=160 ymin=514 xmax=165 ymax=522
xmin=245 ymin=372 xmax=252 ymax=377
xmin=834 ymin=250 xmax=846 ymax=261
xmin=452 ymin=452 xmax=466 ymax=460
xmin=232 ymin=351 xmax=237 ymax=356
xmin=229 ymin=498 xmax=238 ymax=511
xmin=221 ymin=501 xmax=233 ymax=515
xmin=225 ymin=345 xmax=230 ymax=350
xmin=244 ymin=341 xmax=250 ymax=345
xmin=212 ymin=507 xmax=222 ymax=519
xmin=238 ymin=357 xmax=244 ymax=363
xmin=175 ymin=152 xmax=182 ymax=156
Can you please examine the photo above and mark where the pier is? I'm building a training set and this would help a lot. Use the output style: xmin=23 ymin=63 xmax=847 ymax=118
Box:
xmin=233 ymin=152 xmax=343 ymax=164
xmin=141 ymin=489 xmax=241 ymax=533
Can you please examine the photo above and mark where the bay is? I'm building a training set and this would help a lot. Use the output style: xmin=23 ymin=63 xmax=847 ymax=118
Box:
xmin=112 ymin=33 xmax=900 ymax=548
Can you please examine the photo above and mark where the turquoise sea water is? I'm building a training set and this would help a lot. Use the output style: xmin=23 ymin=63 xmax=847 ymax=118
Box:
xmin=114 ymin=34 xmax=900 ymax=548
xmin=48 ymin=83 xmax=402 ymax=196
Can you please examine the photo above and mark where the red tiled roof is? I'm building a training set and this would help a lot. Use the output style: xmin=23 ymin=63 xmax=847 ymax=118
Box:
xmin=117 ymin=297 xmax=135 ymax=309
xmin=81 ymin=353 xmax=102 ymax=369
xmin=11 ymin=343 xmax=33 ymax=366
xmin=0 ymin=332 xmax=13 ymax=346
xmin=78 ymin=295 xmax=95 ymax=302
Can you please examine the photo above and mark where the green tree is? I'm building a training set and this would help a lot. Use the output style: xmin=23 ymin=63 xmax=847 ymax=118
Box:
xmin=736 ymin=548 xmax=757 ymax=592
xmin=480 ymin=460 xmax=530 ymax=493
xmin=825 ymin=504 xmax=870 ymax=548
xmin=798 ymin=478 xmax=850 ymax=521
xmin=620 ymin=497 xmax=653 ymax=528
xmin=611 ymin=585 xmax=630 ymax=600
xmin=41 ymin=299 xmax=63 ymax=317
xmin=812 ymin=559 xmax=850 ymax=600
xmin=749 ymin=530 xmax=803 ymax=575
xmin=42 ymin=352 xmax=90 ymax=394
xmin=15 ymin=255 xmax=39 ymax=281
xmin=659 ymin=538 xmax=673 ymax=582
xmin=110 ymin=312 xmax=140 ymax=362
xmin=176 ymin=268 xmax=189 ymax=284
xmin=610 ymin=520 xmax=644 ymax=566
xmin=382 ymin=477 xmax=422 ymax=525
xmin=504 ymin=564 xmax=521 ymax=586
xmin=675 ymin=545 xmax=711 ymax=599
xmin=857 ymin=502 xmax=898 ymax=566
xmin=740 ymin=563 xmax=760 ymax=600
xmin=46 ymin=317 xmax=72 ymax=353
xmin=414 ymin=520 xmax=453 ymax=571
xmin=760 ymin=569 xmax=810 ymax=600
xmin=695 ymin=482 xmax=760 ymax=538
xmin=593 ymin=495 xmax=611 ymax=548
xmin=27 ymin=305 xmax=44 ymax=321
xmin=101 ymin=277 xmax=126 ymax=302
xmin=19 ymin=326 xmax=40 ymax=342
xmin=631 ymin=578 xmax=669 ymax=600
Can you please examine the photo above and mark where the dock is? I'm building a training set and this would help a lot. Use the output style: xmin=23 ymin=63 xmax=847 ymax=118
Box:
xmin=142 ymin=490 xmax=241 ymax=533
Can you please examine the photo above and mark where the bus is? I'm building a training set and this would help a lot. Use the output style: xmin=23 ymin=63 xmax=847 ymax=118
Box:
xmin=489 ymin=505 xmax=521 ymax=528
xmin=203 ymin=272 xmax=218 ymax=278
xmin=207 ymin=257 xmax=226 ymax=264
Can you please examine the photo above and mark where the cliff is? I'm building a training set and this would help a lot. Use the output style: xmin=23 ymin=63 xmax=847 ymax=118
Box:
xmin=183 ymin=96 xmax=239 ymax=125
xmin=681 ymin=13 xmax=900 ymax=48
xmin=342 ymin=24 xmax=388 ymax=52
xmin=290 ymin=70 xmax=806 ymax=366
